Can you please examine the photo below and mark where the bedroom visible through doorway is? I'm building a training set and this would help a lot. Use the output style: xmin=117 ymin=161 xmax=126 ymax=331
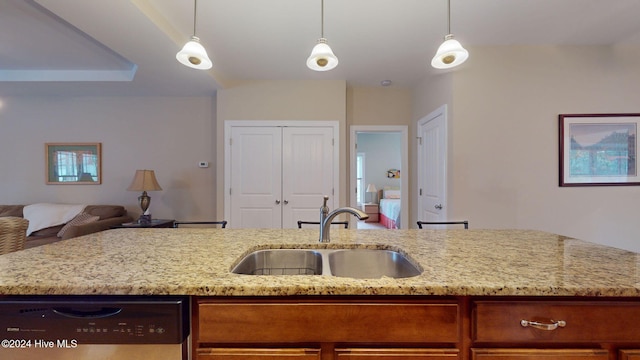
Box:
xmin=350 ymin=125 xmax=408 ymax=229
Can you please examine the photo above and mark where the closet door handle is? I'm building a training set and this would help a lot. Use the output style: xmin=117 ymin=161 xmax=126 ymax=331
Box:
xmin=275 ymin=200 xmax=281 ymax=205
xmin=284 ymin=200 xmax=289 ymax=205
xmin=435 ymin=204 xmax=443 ymax=210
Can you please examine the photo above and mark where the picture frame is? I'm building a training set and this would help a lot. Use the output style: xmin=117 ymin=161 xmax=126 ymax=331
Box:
xmin=387 ymin=169 xmax=400 ymax=178
xmin=559 ymin=114 xmax=640 ymax=186
xmin=46 ymin=143 xmax=102 ymax=184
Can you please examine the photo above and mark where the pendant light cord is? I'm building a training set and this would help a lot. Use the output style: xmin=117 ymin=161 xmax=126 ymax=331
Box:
xmin=193 ymin=0 xmax=198 ymax=36
xmin=320 ymin=0 xmax=324 ymax=38
xmin=447 ymin=0 xmax=451 ymax=34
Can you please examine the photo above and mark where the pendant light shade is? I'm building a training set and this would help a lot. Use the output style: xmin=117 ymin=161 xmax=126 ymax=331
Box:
xmin=431 ymin=0 xmax=468 ymax=70
xmin=307 ymin=0 xmax=338 ymax=71
xmin=176 ymin=36 xmax=212 ymax=70
xmin=176 ymin=0 xmax=212 ymax=70
xmin=431 ymin=34 xmax=469 ymax=69
xmin=307 ymin=38 xmax=339 ymax=71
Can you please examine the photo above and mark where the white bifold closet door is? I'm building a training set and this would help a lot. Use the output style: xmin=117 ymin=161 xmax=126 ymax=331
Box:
xmin=229 ymin=126 xmax=334 ymax=228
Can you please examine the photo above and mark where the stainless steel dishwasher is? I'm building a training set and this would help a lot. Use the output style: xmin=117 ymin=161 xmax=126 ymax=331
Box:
xmin=0 ymin=295 xmax=190 ymax=360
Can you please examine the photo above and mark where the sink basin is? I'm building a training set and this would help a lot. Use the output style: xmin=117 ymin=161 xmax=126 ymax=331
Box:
xmin=328 ymin=249 xmax=422 ymax=279
xmin=232 ymin=248 xmax=422 ymax=279
xmin=231 ymin=249 xmax=323 ymax=275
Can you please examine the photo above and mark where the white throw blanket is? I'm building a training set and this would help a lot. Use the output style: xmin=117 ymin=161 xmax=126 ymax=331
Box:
xmin=23 ymin=203 xmax=87 ymax=236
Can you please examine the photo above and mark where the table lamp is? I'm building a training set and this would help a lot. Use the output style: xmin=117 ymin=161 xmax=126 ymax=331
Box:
xmin=127 ymin=169 xmax=162 ymax=223
xmin=366 ymin=184 xmax=377 ymax=204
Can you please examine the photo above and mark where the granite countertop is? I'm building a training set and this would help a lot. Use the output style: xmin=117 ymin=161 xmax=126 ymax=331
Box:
xmin=0 ymin=228 xmax=639 ymax=297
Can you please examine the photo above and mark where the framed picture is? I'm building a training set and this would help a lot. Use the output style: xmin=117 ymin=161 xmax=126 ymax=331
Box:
xmin=559 ymin=114 xmax=640 ymax=186
xmin=46 ymin=143 xmax=102 ymax=184
xmin=387 ymin=169 xmax=400 ymax=178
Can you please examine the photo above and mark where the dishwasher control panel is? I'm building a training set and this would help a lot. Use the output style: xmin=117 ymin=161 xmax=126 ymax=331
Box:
xmin=0 ymin=295 xmax=189 ymax=344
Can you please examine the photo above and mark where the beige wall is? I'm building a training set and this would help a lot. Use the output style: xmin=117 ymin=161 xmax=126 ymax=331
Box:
xmin=413 ymin=45 xmax=640 ymax=252
xmin=0 ymin=96 xmax=216 ymax=222
xmin=347 ymin=86 xmax=411 ymax=126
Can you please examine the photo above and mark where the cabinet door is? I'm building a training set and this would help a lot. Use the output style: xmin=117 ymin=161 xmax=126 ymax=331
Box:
xmin=335 ymin=348 xmax=459 ymax=360
xmin=198 ymin=348 xmax=321 ymax=360
xmin=229 ymin=126 xmax=282 ymax=228
xmin=620 ymin=350 xmax=640 ymax=360
xmin=471 ymin=349 xmax=608 ymax=360
xmin=282 ymin=126 xmax=334 ymax=228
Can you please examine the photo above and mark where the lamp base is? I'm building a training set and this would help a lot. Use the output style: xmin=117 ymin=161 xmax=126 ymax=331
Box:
xmin=138 ymin=214 xmax=152 ymax=224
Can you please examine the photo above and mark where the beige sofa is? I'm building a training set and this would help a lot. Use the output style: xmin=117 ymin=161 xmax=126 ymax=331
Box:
xmin=0 ymin=205 xmax=132 ymax=249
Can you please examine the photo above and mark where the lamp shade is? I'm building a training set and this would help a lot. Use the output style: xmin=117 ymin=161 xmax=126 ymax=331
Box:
xmin=306 ymin=38 xmax=339 ymax=71
xmin=127 ymin=170 xmax=163 ymax=192
xmin=431 ymin=34 xmax=469 ymax=69
xmin=176 ymin=36 xmax=213 ymax=70
xmin=366 ymin=184 xmax=377 ymax=193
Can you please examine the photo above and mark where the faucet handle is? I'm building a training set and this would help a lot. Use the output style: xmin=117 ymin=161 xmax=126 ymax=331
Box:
xmin=323 ymin=195 xmax=329 ymax=207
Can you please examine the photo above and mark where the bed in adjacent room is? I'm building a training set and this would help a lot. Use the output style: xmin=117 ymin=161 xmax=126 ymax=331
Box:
xmin=378 ymin=189 xmax=401 ymax=229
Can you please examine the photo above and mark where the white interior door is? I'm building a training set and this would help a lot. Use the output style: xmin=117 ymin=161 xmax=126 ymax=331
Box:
xmin=282 ymin=127 xmax=334 ymax=228
xmin=418 ymin=105 xmax=448 ymax=224
xmin=229 ymin=126 xmax=282 ymax=228
xmin=226 ymin=122 xmax=338 ymax=229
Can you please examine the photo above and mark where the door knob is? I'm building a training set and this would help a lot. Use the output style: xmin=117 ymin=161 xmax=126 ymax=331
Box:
xmin=275 ymin=200 xmax=281 ymax=204
xmin=435 ymin=204 xmax=443 ymax=210
xmin=283 ymin=200 xmax=289 ymax=205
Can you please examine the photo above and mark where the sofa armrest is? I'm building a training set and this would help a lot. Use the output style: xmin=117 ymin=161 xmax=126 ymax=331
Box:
xmin=61 ymin=216 xmax=133 ymax=240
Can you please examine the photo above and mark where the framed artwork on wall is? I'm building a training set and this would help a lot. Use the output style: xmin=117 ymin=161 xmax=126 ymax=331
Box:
xmin=45 ymin=143 xmax=102 ymax=184
xmin=559 ymin=114 xmax=640 ymax=186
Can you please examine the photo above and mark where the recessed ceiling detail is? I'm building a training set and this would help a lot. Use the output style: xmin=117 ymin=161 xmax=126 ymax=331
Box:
xmin=0 ymin=0 xmax=136 ymax=82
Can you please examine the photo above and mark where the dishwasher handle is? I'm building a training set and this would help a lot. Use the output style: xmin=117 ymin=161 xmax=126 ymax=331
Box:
xmin=52 ymin=307 xmax=123 ymax=319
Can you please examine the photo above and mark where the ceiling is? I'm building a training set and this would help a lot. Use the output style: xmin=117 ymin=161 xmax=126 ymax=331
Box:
xmin=2 ymin=0 xmax=640 ymax=97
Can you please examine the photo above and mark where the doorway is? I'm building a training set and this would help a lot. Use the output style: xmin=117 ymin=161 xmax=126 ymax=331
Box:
xmin=349 ymin=125 xmax=408 ymax=229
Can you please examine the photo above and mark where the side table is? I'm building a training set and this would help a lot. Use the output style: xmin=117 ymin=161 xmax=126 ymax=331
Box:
xmin=361 ymin=203 xmax=379 ymax=223
xmin=112 ymin=219 xmax=175 ymax=228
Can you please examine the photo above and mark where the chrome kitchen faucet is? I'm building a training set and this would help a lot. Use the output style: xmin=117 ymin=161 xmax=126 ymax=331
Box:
xmin=319 ymin=195 xmax=369 ymax=243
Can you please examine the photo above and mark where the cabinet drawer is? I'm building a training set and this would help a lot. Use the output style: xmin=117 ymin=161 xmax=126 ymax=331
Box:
xmin=197 ymin=348 xmax=321 ymax=360
xmin=335 ymin=348 xmax=459 ymax=360
xmin=473 ymin=301 xmax=640 ymax=342
xmin=620 ymin=350 xmax=640 ymax=360
xmin=198 ymin=300 xmax=459 ymax=343
xmin=471 ymin=349 xmax=608 ymax=360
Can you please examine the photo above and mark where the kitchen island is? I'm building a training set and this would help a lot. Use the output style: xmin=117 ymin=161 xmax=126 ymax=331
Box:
xmin=0 ymin=228 xmax=638 ymax=296
xmin=1 ymin=228 xmax=639 ymax=360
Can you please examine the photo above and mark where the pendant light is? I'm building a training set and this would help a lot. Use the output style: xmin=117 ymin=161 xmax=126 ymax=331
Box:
xmin=176 ymin=0 xmax=212 ymax=70
xmin=307 ymin=0 xmax=338 ymax=71
xmin=431 ymin=0 xmax=468 ymax=69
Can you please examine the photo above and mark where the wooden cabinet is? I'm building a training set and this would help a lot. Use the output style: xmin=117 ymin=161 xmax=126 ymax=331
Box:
xmin=335 ymin=348 xmax=459 ymax=360
xmin=471 ymin=299 xmax=640 ymax=360
xmin=197 ymin=348 xmax=321 ymax=359
xmin=620 ymin=350 xmax=640 ymax=360
xmin=471 ymin=349 xmax=609 ymax=360
xmin=194 ymin=297 xmax=460 ymax=360
xmin=473 ymin=300 xmax=640 ymax=342
xmin=193 ymin=297 xmax=640 ymax=360
xmin=361 ymin=203 xmax=379 ymax=223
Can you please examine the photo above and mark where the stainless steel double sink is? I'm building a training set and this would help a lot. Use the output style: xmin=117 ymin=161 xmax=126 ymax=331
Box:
xmin=231 ymin=248 xmax=422 ymax=279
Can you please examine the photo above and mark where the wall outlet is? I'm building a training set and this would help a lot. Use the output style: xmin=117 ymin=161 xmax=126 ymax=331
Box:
xmin=198 ymin=161 xmax=209 ymax=168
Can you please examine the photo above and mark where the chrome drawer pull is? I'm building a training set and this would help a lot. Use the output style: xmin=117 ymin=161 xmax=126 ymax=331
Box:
xmin=520 ymin=319 xmax=566 ymax=330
